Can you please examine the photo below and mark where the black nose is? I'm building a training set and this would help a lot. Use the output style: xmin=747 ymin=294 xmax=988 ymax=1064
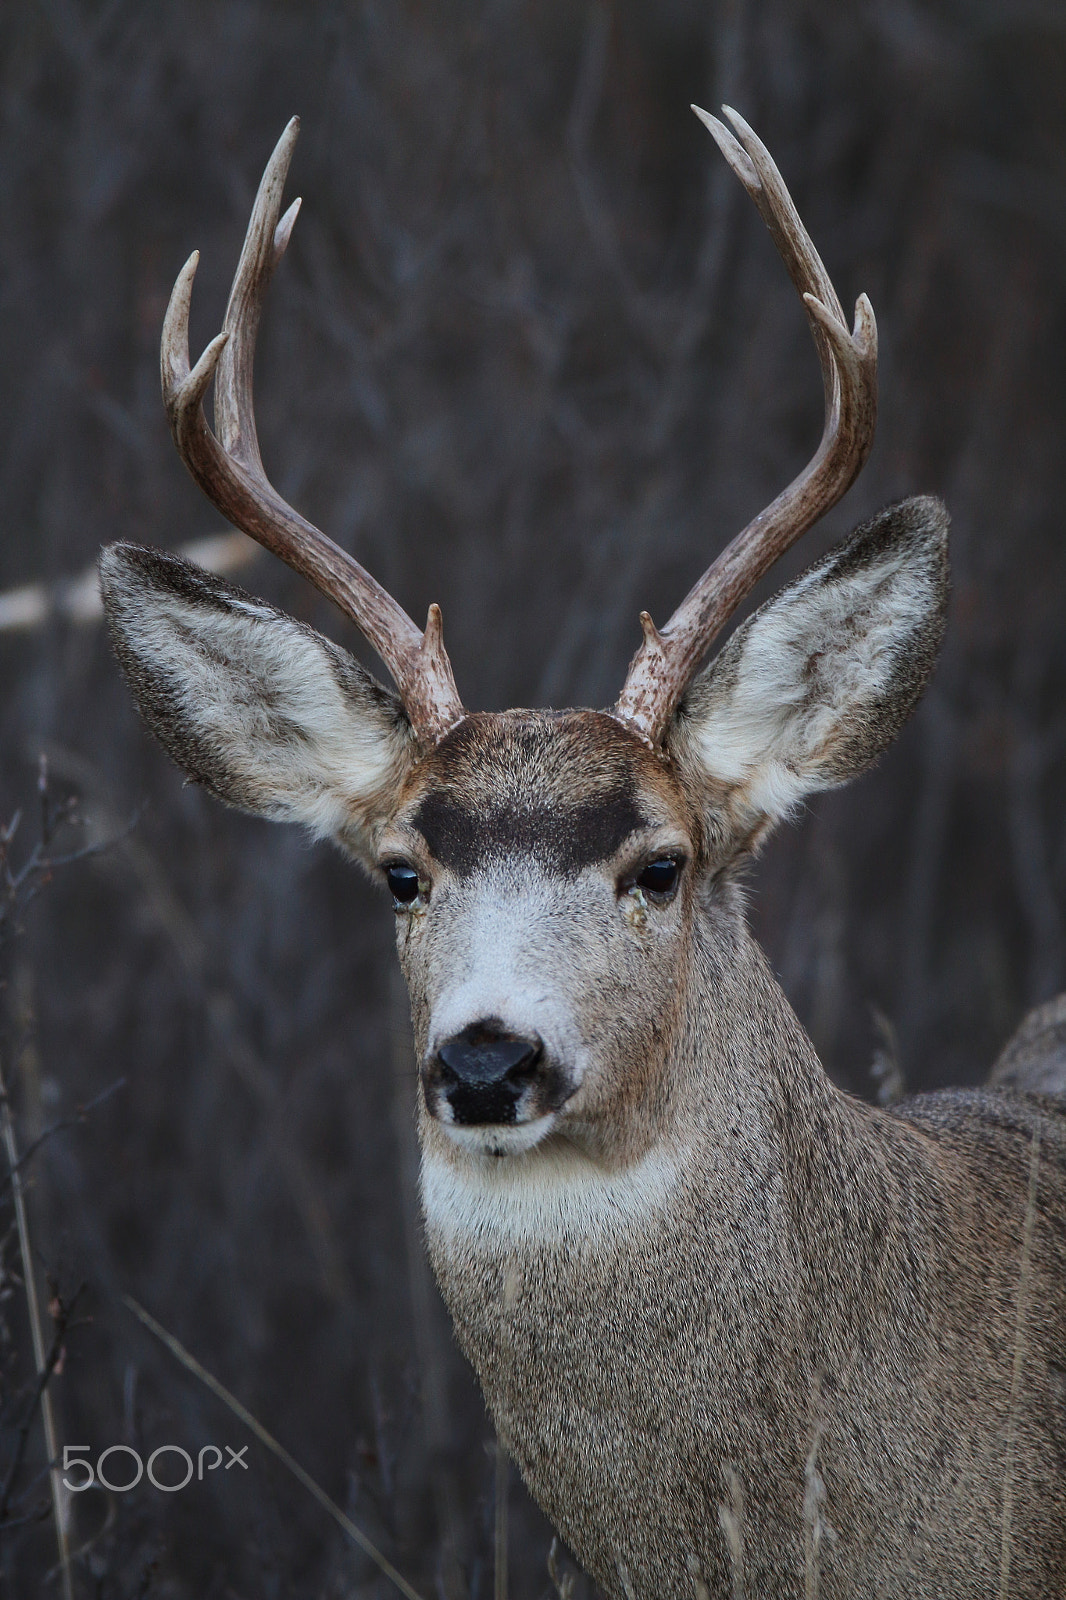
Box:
xmin=432 ymin=1022 xmax=543 ymax=1125
xmin=438 ymin=1024 xmax=542 ymax=1084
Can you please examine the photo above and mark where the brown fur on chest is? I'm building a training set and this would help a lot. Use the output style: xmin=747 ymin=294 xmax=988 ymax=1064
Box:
xmin=425 ymin=1097 xmax=1066 ymax=1600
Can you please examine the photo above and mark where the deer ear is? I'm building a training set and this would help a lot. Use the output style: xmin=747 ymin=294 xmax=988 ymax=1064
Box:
xmin=667 ymin=497 xmax=949 ymax=856
xmin=100 ymin=543 xmax=418 ymax=865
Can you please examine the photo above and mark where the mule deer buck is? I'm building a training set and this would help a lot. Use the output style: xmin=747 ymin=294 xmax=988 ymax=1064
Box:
xmin=100 ymin=109 xmax=1066 ymax=1598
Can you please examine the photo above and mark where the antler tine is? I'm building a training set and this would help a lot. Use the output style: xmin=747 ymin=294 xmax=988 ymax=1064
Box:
xmin=613 ymin=107 xmax=878 ymax=746
xmin=213 ymin=117 xmax=302 ymax=475
xmin=160 ymin=118 xmax=465 ymax=748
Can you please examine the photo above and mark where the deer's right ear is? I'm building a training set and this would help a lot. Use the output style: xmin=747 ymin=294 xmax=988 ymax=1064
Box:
xmin=667 ymin=496 xmax=949 ymax=861
xmin=100 ymin=544 xmax=418 ymax=865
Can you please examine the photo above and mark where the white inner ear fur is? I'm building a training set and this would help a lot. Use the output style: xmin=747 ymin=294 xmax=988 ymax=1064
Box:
xmin=119 ymin=587 xmax=413 ymax=843
xmin=684 ymin=534 xmax=938 ymax=824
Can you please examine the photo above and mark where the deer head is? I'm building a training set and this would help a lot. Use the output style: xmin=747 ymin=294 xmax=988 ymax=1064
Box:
xmin=100 ymin=109 xmax=948 ymax=1169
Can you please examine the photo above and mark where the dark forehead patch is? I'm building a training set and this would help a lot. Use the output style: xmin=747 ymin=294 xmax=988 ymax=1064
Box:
xmin=404 ymin=710 xmax=665 ymax=877
xmin=413 ymin=785 xmax=647 ymax=877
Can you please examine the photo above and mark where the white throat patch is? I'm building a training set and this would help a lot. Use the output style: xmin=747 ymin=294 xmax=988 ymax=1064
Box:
xmin=420 ymin=1140 xmax=682 ymax=1248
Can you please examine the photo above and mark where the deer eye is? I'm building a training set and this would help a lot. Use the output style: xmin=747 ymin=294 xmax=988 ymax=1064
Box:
xmin=385 ymin=863 xmax=422 ymax=905
xmin=635 ymin=857 xmax=681 ymax=896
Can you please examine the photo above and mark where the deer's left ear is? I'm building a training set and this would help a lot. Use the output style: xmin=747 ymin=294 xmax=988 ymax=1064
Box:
xmin=667 ymin=496 xmax=949 ymax=856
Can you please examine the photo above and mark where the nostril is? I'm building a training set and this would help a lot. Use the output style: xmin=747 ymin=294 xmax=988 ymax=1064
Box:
xmin=436 ymin=1023 xmax=543 ymax=1087
xmin=503 ymin=1046 xmax=542 ymax=1085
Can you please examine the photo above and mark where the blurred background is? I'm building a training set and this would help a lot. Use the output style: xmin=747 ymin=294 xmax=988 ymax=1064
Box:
xmin=1 ymin=1 xmax=1064 ymax=1594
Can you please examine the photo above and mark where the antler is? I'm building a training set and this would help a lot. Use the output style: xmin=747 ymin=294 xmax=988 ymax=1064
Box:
xmin=613 ymin=107 xmax=878 ymax=746
xmin=161 ymin=118 xmax=465 ymax=747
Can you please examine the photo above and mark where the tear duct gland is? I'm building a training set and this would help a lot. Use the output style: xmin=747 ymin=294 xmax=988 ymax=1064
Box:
xmin=99 ymin=104 xmax=1066 ymax=1600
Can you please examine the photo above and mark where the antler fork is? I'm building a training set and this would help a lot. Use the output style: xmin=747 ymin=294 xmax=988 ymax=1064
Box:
xmin=160 ymin=118 xmax=465 ymax=748
xmin=161 ymin=111 xmax=874 ymax=750
xmin=613 ymin=106 xmax=879 ymax=746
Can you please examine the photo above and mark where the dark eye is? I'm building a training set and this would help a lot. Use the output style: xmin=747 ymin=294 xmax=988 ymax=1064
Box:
xmin=386 ymin=863 xmax=422 ymax=905
xmin=636 ymin=857 xmax=681 ymax=896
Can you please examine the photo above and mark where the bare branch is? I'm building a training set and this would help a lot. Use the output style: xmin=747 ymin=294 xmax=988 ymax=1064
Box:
xmin=0 ymin=533 xmax=259 ymax=634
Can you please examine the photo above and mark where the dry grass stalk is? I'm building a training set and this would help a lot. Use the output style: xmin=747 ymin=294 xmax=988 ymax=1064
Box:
xmin=0 ymin=1052 xmax=73 ymax=1600
xmin=388 ymin=963 xmax=469 ymax=1599
xmin=121 ymin=1294 xmax=427 ymax=1600
xmin=869 ymin=1007 xmax=906 ymax=1108
xmin=547 ymin=1536 xmax=576 ymax=1600
xmin=803 ymin=1421 xmax=837 ymax=1600
xmin=494 ymin=1436 xmax=509 ymax=1600
xmin=716 ymin=1462 xmax=746 ymax=1600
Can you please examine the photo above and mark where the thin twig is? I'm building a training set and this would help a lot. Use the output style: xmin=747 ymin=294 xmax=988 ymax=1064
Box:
xmin=0 ymin=1053 xmax=74 ymax=1600
xmin=41 ymin=744 xmax=356 ymax=1308
xmin=0 ymin=811 xmax=141 ymax=938
xmin=121 ymin=1294 xmax=427 ymax=1600
xmin=0 ymin=1079 xmax=126 ymax=1199
xmin=0 ymin=1499 xmax=54 ymax=1533
xmin=0 ymin=1286 xmax=86 ymax=1522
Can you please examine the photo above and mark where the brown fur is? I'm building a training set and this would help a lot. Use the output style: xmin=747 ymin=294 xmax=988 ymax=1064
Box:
xmin=411 ymin=732 xmax=1066 ymax=1600
xmin=989 ymin=994 xmax=1066 ymax=1099
xmin=101 ymin=500 xmax=1066 ymax=1596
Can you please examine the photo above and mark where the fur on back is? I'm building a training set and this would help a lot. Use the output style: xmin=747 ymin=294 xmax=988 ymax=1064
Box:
xmin=988 ymin=993 xmax=1066 ymax=1099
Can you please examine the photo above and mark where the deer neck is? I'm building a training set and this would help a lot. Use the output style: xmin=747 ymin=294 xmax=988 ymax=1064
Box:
xmin=419 ymin=902 xmax=911 ymax=1355
xmin=418 ymin=905 xmax=948 ymax=1597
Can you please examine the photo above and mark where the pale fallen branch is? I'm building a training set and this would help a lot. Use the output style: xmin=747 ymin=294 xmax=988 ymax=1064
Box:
xmin=0 ymin=532 xmax=258 ymax=633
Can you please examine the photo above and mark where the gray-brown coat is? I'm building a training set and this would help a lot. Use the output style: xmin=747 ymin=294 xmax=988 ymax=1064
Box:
xmin=99 ymin=107 xmax=1066 ymax=1599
